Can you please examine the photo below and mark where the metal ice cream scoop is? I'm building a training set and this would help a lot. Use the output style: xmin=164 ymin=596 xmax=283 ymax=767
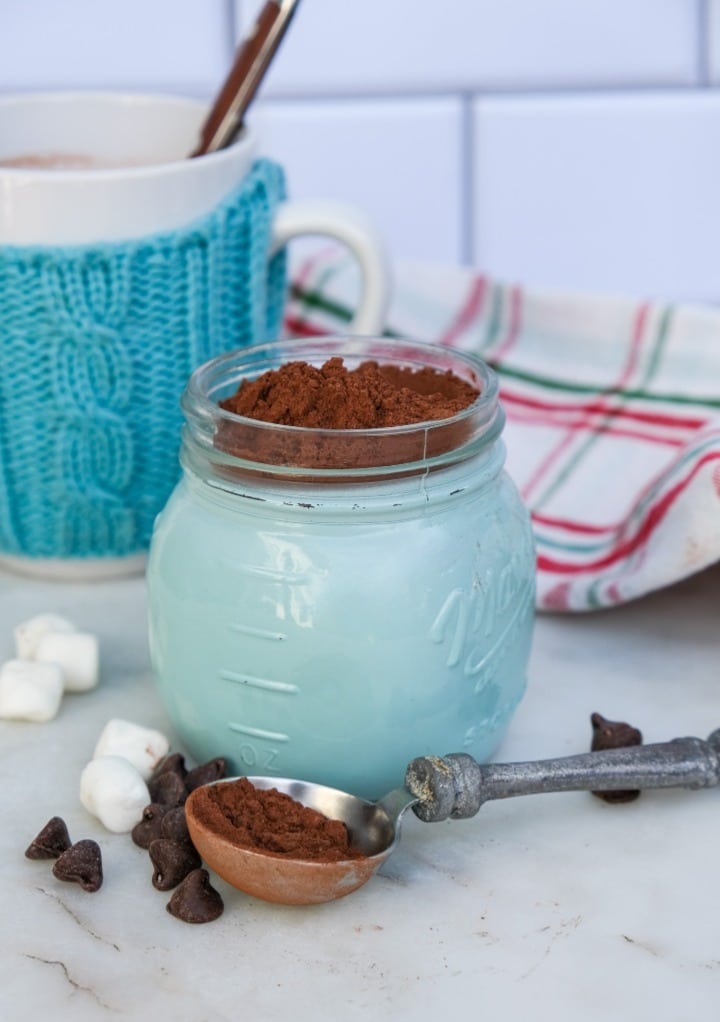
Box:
xmin=185 ymin=728 xmax=720 ymax=906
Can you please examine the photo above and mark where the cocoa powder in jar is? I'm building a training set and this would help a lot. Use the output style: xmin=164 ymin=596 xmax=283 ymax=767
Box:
xmin=191 ymin=778 xmax=365 ymax=863
xmin=216 ymin=357 xmax=480 ymax=472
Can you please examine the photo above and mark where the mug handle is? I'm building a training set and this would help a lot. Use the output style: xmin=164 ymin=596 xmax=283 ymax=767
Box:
xmin=270 ymin=199 xmax=392 ymax=335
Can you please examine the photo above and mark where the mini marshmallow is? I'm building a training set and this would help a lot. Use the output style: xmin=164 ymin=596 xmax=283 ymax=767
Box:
xmin=0 ymin=659 xmax=64 ymax=722
xmin=80 ymin=755 xmax=150 ymax=833
xmin=36 ymin=632 xmax=99 ymax=693
xmin=14 ymin=614 xmax=76 ymax=661
xmin=93 ymin=719 xmax=170 ymax=781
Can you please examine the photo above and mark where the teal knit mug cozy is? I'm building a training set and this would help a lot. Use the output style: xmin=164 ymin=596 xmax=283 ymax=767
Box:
xmin=0 ymin=158 xmax=390 ymax=572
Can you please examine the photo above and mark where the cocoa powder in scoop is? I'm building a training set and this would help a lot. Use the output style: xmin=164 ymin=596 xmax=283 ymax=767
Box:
xmin=217 ymin=357 xmax=479 ymax=471
xmin=190 ymin=778 xmax=365 ymax=863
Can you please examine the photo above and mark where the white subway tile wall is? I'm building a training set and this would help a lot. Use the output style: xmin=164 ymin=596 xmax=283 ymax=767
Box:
xmin=472 ymin=92 xmax=720 ymax=304
xmin=252 ymin=98 xmax=465 ymax=265
xmin=0 ymin=0 xmax=233 ymax=95
xmin=237 ymin=0 xmax=700 ymax=92
xmin=708 ymin=0 xmax=720 ymax=82
xmin=0 ymin=0 xmax=717 ymax=302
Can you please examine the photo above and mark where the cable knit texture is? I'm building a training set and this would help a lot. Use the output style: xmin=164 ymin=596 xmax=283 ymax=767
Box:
xmin=0 ymin=158 xmax=286 ymax=559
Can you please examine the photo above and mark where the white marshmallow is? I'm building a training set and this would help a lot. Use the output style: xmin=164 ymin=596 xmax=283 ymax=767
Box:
xmin=36 ymin=632 xmax=99 ymax=692
xmin=93 ymin=718 xmax=170 ymax=781
xmin=0 ymin=659 xmax=64 ymax=722
xmin=14 ymin=614 xmax=76 ymax=661
xmin=80 ymin=755 xmax=150 ymax=833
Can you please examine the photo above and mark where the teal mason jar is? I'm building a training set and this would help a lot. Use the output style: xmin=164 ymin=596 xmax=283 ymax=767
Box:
xmin=147 ymin=338 xmax=535 ymax=800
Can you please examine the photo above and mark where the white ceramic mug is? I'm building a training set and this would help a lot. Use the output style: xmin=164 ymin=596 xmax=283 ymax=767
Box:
xmin=0 ymin=92 xmax=392 ymax=580
xmin=0 ymin=91 xmax=390 ymax=334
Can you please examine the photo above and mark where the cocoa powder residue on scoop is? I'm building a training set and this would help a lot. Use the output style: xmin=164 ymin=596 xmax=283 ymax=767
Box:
xmin=190 ymin=778 xmax=365 ymax=863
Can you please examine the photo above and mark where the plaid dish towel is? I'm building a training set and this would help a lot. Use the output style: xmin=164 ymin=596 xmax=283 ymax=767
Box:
xmin=284 ymin=251 xmax=720 ymax=612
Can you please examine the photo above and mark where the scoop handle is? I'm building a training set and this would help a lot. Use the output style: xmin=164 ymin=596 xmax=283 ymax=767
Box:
xmin=405 ymin=730 xmax=720 ymax=822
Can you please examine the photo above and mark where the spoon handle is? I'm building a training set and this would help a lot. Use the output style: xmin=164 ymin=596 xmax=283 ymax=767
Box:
xmin=192 ymin=0 xmax=301 ymax=156
xmin=405 ymin=730 xmax=720 ymax=822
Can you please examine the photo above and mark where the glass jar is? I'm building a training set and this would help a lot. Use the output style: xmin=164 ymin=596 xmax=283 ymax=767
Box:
xmin=147 ymin=338 xmax=535 ymax=800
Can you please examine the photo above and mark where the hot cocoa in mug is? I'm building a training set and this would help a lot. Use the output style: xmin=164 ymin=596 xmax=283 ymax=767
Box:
xmin=0 ymin=92 xmax=390 ymax=579
xmin=0 ymin=152 xmax=102 ymax=169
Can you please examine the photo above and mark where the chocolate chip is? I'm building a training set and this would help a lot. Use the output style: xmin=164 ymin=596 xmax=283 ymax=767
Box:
xmin=148 ymin=770 xmax=187 ymax=807
xmin=151 ymin=752 xmax=187 ymax=783
xmin=184 ymin=757 xmax=227 ymax=793
xmin=160 ymin=806 xmax=192 ymax=846
xmin=590 ymin=711 xmax=643 ymax=803
xmin=52 ymin=839 xmax=103 ymax=892
xmin=25 ymin=816 xmax=72 ymax=859
xmin=131 ymin=804 xmax=170 ymax=849
xmin=166 ymin=868 xmax=224 ymax=924
xmin=149 ymin=838 xmax=201 ymax=891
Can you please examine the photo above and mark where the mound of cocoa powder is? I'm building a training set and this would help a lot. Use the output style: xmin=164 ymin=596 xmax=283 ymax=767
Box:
xmin=216 ymin=357 xmax=480 ymax=471
xmin=221 ymin=357 xmax=477 ymax=428
xmin=190 ymin=778 xmax=365 ymax=863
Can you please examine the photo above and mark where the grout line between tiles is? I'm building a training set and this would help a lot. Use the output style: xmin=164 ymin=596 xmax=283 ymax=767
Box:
xmin=225 ymin=0 xmax=240 ymax=61
xmin=254 ymin=82 xmax=716 ymax=105
xmin=460 ymin=94 xmax=475 ymax=267
xmin=697 ymin=0 xmax=712 ymax=85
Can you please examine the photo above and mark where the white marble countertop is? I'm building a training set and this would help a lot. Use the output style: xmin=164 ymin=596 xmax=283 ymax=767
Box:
xmin=1 ymin=563 xmax=719 ymax=1022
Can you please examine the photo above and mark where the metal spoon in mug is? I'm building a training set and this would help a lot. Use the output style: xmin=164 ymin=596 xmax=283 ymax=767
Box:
xmin=185 ymin=727 xmax=720 ymax=905
xmin=191 ymin=0 xmax=301 ymax=157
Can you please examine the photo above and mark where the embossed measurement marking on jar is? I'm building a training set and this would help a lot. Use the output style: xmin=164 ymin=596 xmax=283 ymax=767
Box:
xmin=222 ymin=599 xmax=299 ymax=771
xmin=230 ymin=562 xmax=311 ymax=583
xmin=220 ymin=548 xmax=318 ymax=771
xmin=227 ymin=722 xmax=290 ymax=743
xmin=222 ymin=666 xmax=296 ymax=748
xmin=220 ymin=668 xmax=298 ymax=694
xmin=229 ymin=555 xmax=315 ymax=628
xmin=228 ymin=623 xmax=287 ymax=641
xmin=227 ymin=718 xmax=288 ymax=770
